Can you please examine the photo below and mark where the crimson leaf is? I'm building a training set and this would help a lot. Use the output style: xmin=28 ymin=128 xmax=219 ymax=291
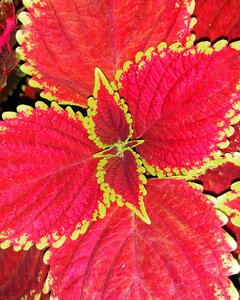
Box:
xmin=193 ymin=0 xmax=240 ymax=42
xmin=0 ymin=246 xmax=48 ymax=299
xmin=16 ymin=0 xmax=194 ymax=105
xmin=118 ymin=40 xmax=240 ymax=176
xmin=0 ymin=104 xmax=104 ymax=249
xmin=46 ymin=179 xmax=239 ymax=299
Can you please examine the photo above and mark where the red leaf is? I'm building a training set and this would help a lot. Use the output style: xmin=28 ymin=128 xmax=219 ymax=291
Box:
xmin=227 ymin=221 xmax=240 ymax=259
xmin=193 ymin=0 xmax=240 ymax=42
xmin=118 ymin=40 xmax=240 ymax=176
xmin=0 ymin=0 xmax=18 ymax=87
xmin=198 ymin=161 xmax=240 ymax=195
xmin=0 ymin=104 xmax=103 ymax=248
xmin=85 ymin=69 xmax=131 ymax=148
xmin=98 ymin=148 xmax=149 ymax=223
xmin=216 ymin=182 xmax=240 ymax=228
xmin=223 ymin=122 xmax=240 ymax=153
xmin=46 ymin=179 xmax=239 ymax=299
xmin=17 ymin=0 xmax=194 ymax=105
xmin=0 ymin=246 xmax=48 ymax=299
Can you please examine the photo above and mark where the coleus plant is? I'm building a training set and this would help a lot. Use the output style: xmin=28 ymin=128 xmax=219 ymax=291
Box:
xmin=0 ymin=0 xmax=240 ymax=299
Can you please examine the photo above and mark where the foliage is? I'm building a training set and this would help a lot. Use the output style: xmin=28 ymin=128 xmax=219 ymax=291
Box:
xmin=0 ymin=0 xmax=240 ymax=299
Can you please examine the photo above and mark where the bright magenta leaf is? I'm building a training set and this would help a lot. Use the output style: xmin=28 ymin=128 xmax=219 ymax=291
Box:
xmin=0 ymin=0 xmax=18 ymax=87
xmin=198 ymin=161 xmax=240 ymax=195
xmin=0 ymin=104 xmax=104 ymax=249
xmin=0 ymin=246 xmax=48 ymax=299
xmin=118 ymin=40 xmax=240 ymax=176
xmin=46 ymin=179 xmax=239 ymax=299
xmin=17 ymin=0 xmax=194 ymax=105
xmin=193 ymin=0 xmax=240 ymax=42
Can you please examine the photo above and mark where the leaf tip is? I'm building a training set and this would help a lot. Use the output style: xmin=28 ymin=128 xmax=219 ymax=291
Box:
xmin=187 ymin=0 xmax=195 ymax=15
xmin=230 ymin=40 xmax=240 ymax=51
xmin=93 ymin=67 xmax=113 ymax=98
xmin=125 ymin=201 xmax=151 ymax=225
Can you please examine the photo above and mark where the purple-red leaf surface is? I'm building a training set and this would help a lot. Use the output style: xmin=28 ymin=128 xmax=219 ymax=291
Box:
xmin=17 ymin=0 xmax=194 ymax=105
xmin=0 ymin=246 xmax=48 ymax=299
xmin=223 ymin=123 xmax=240 ymax=153
xmin=0 ymin=0 xmax=18 ymax=87
xmin=216 ymin=182 xmax=240 ymax=227
xmin=193 ymin=0 xmax=240 ymax=42
xmin=47 ymin=179 xmax=239 ymax=299
xmin=118 ymin=41 xmax=240 ymax=175
xmin=0 ymin=105 xmax=104 ymax=248
xmin=198 ymin=161 xmax=240 ymax=195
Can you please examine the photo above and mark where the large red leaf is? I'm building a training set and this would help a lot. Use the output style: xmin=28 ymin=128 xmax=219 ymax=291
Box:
xmin=0 ymin=104 xmax=104 ymax=249
xmin=118 ymin=40 xmax=240 ymax=176
xmin=16 ymin=0 xmax=194 ymax=105
xmin=46 ymin=179 xmax=239 ymax=299
xmin=0 ymin=246 xmax=48 ymax=299
xmin=0 ymin=0 xmax=18 ymax=87
xmin=193 ymin=0 xmax=240 ymax=42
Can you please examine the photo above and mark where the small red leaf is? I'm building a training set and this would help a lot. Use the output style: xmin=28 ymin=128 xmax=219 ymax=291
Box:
xmin=223 ymin=122 xmax=240 ymax=153
xmin=227 ymin=221 xmax=240 ymax=259
xmin=47 ymin=179 xmax=239 ymax=299
xmin=0 ymin=105 xmax=103 ymax=248
xmin=98 ymin=148 xmax=149 ymax=223
xmin=85 ymin=69 xmax=131 ymax=148
xmin=193 ymin=0 xmax=240 ymax=42
xmin=198 ymin=161 xmax=240 ymax=195
xmin=0 ymin=0 xmax=18 ymax=87
xmin=216 ymin=182 xmax=240 ymax=227
xmin=17 ymin=0 xmax=194 ymax=105
xmin=118 ymin=41 xmax=240 ymax=175
xmin=0 ymin=246 xmax=48 ymax=299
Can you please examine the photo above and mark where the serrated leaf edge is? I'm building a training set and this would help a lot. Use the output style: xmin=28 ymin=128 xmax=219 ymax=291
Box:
xmin=96 ymin=148 xmax=150 ymax=224
xmin=83 ymin=68 xmax=133 ymax=149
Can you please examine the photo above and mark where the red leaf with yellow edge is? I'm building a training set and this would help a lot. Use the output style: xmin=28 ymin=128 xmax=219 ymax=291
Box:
xmin=118 ymin=40 xmax=240 ymax=176
xmin=215 ymin=182 xmax=240 ymax=228
xmin=97 ymin=148 xmax=149 ymax=224
xmin=227 ymin=221 xmax=240 ymax=259
xmin=0 ymin=0 xmax=18 ymax=87
xmin=16 ymin=0 xmax=194 ymax=105
xmin=193 ymin=0 xmax=240 ymax=42
xmin=46 ymin=179 xmax=239 ymax=299
xmin=198 ymin=160 xmax=240 ymax=195
xmin=0 ymin=246 xmax=48 ymax=299
xmin=223 ymin=123 xmax=240 ymax=153
xmin=85 ymin=69 xmax=131 ymax=148
xmin=0 ymin=104 xmax=103 ymax=249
